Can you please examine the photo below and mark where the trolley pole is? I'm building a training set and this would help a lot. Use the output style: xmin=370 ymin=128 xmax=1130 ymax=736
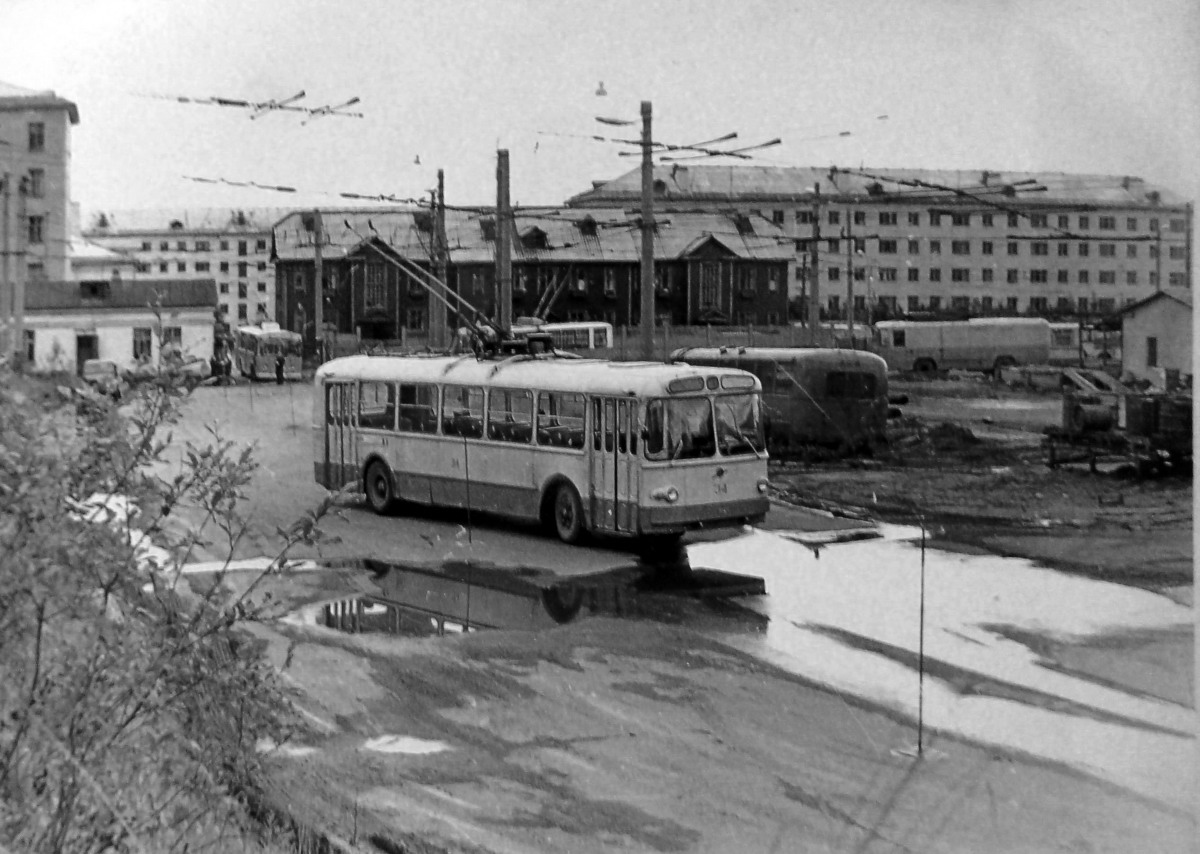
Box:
xmin=430 ymin=169 xmax=449 ymax=349
xmin=496 ymin=150 xmax=512 ymax=336
xmin=639 ymin=100 xmax=655 ymax=361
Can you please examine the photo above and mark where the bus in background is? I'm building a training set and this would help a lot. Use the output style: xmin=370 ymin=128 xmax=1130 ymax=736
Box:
xmin=509 ymin=319 xmax=614 ymax=352
xmin=312 ymin=354 xmax=769 ymax=544
xmin=873 ymin=317 xmax=1052 ymax=375
xmin=234 ymin=322 xmax=304 ymax=381
xmin=670 ymin=347 xmax=889 ymax=453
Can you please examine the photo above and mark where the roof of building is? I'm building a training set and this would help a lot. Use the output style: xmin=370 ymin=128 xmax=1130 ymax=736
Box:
xmin=272 ymin=206 xmax=795 ymax=265
xmin=83 ymin=207 xmax=294 ymax=235
xmin=565 ymin=165 xmax=1190 ymax=209
xmin=26 ymin=278 xmax=218 ymax=311
xmin=1113 ymin=290 xmax=1193 ymax=318
xmin=0 ymin=80 xmax=79 ymax=123
xmin=68 ymin=238 xmax=135 ymax=265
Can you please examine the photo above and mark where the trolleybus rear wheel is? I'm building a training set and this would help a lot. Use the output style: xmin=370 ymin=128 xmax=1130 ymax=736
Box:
xmin=365 ymin=461 xmax=397 ymax=515
xmin=553 ymin=483 xmax=585 ymax=544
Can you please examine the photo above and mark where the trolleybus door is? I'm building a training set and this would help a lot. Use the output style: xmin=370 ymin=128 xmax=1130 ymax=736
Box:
xmin=324 ymin=381 xmax=357 ymax=488
xmin=590 ymin=397 xmax=638 ymax=533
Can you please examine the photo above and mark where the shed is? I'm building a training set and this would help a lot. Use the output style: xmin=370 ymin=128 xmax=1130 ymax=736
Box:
xmin=1113 ymin=291 xmax=1193 ymax=388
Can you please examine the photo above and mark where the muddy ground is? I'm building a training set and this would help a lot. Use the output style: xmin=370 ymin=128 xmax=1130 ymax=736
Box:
xmin=176 ymin=377 xmax=1193 ymax=853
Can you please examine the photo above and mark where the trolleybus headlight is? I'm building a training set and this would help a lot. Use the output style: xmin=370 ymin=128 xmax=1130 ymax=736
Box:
xmin=651 ymin=486 xmax=680 ymax=503
xmin=757 ymin=478 xmax=770 ymax=494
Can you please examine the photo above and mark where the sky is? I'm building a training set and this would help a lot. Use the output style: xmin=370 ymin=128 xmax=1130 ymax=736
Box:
xmin=3 ymin=0 xmax=1199 ymax=219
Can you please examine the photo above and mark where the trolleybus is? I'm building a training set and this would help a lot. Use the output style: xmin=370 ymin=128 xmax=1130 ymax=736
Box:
xmin=233 ymin=322 xmax=304 ymax=381
xmin=313 ymin=354 xmax=770 ymax=544
xmin=509 ymin=320 xmax=614 ymax=352
xmin=670 ymin=347 xmax=889 ymax=452
xmin=873 ymin=318 xmax=1052 ymax=374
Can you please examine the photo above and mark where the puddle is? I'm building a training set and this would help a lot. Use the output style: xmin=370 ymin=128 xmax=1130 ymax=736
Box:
xmin=688 ymin=528 xmax=1194 ymax=809
xmin=361 ymin=735 xmax=450 ymax=755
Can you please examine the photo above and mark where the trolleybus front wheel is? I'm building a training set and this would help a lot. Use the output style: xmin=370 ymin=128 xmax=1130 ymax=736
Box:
xmin=364 ymin=461 xmax=398 ymax=515
xmin=552 ymin=483 xmax=586 ymax=544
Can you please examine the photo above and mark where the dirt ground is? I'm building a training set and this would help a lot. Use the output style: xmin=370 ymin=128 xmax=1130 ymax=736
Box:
xmin=176 ymin=377 xmax=1193 ymax=853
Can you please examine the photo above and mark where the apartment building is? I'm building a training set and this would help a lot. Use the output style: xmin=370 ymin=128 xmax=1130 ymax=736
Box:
xmin=83 ymin=207 xmax=290 ymax=325
xmin=567 ymin=166 xmax=1192 ymax=321
xmin=0 ymin=80 xmax=79 ymax=285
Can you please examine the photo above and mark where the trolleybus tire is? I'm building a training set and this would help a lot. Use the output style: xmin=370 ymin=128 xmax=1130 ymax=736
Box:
xmin=364 ymin=460 xmax=398 ymax=515
xmin=541 ymin=585 xmax=584 ymax=623
xmin=552 ymin=483 xmax=586 ymax=544
xmin=992 ymin=355 xmax=1017 ymax=375
xmin=913 ymin=358 xmax=937 ymax=375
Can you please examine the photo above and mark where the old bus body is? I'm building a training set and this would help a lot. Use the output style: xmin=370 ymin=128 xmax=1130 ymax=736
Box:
xmin=670 ymin=347 xmax=889 ymax=452
xmin=312 ymin=355 xmax=770 ymax=543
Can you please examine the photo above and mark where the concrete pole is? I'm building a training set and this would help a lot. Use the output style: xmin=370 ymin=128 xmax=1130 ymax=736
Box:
xmin=430 ymin=170 xmax=449 ymax=349
xmin=13 ymin=178 xmax=25 ymax=370
xmin=312 ymin=210 xmax=324 ymax=361
xmin=808 ymin=183 xmax=821 ymax=346
xmin=846 ymin=214 xmax=854 ymax=347
xmin=496 ymin=150 xmax=512 ymax=336
xmin=0 ymin=173 xmax=9 ymax=361
xmin=639 ymin=101 xmax=655 ymax=361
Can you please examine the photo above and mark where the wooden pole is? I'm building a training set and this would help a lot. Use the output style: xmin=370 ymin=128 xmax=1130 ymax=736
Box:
xmin=496 ymin=150 xmax=512 ymax=336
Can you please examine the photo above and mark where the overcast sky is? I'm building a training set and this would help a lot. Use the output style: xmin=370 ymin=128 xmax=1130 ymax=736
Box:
xmin=4 ymin=0 xmax=1198 ymax=217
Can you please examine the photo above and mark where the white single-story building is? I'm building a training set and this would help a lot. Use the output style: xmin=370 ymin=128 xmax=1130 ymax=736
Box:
xmin=23 ymin=277 xmax=217 ymax=374
xmin=1114 ymin=291 xmax=1193 ymax=389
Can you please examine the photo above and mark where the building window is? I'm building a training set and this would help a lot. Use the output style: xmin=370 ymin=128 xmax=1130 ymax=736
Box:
xmin=27 ymin=168 xmax=44 ymax=198
xmin=1169 ymin=245 xmax=1186 ymax=259
xmin=195 ymin=261 xmax=210 ymax=272
xmin=237 ymin=304 xmax=248 ymax=321
xmin=907 ymin=295 xmax=920 ymax=311
xmin=1168 ymin=272 xmax=1186 ymax=287
xmin=1170 ymin=218 xmax=1186 ymax=233
xmin=257 ymin=261 xmax=267 ymax=271
xmin=982 ymin=296 xmax=993 ymax=311
xmin=879 ymin=239 xmax=897 ymax=254
xmin=1078 ymin=243 xmax=1089 ymax=257
xmin=257 ymin=281 xmax=267 ymax=293
xmin=928 ymin=296 xmax=941 ymax=310
xmin=195 ymin=240 xmax=210 ymax=252
xmin=238 ymin=262 xmax=248 ymax=278
xmin=1029 ymin=296 xmax=1048 ymax=311
xmin=854 ymin=267 xmax=865 ymax=281
xmin=981 ymin=268 xmax=994 ymax=282
xmin=951 ymin=268 xmax=970 ymax=282
xmin=828 ymin=267 xmax=840 ymax=281
xmin=1096 ymin=216 xmax=1113 ymax=230
xmin=366 ymin=264 xmax=385 ymax=307
xmin=767 ymin=269 xmax=779 ymax=292
xmin=26 ymin=216 xmax=44 ymax=244
xmin=220 ymin=261 xmax=229 ymax=273
xmin=1149 ymin=244 xmax=1159 ymax=258
xmin=879 ymin=212 xmax=897 ymax=226
xmin=220 ymin=240 xmax=229 ymax=251
xmin=796 ymin=210 xmax=813 ymax=225
xmin=1057 ymin=270 xmax=1069 ymax=283
xmin=951 ymin=240 xmax=970 ymax=255
xmin=1032 ymin=242 xmax=1048 ymax=256
xmin=981 ymin=214 xmax=994 ymax=227
xmin=1030 ymin=214 xmax=1047 ymax=227
xmin=907 ymin=268 xmax=919 ymax=282
xmin=603 ymin=268 xmax=617 ymax=296
xmin=238 ymin=240 xmax=248 ymax=256
xmin=406 ymin=309 xmax=426 ymax=330
xmin=828 ymin=239 xmax=840 ymax=254
xmin=929 ymin=212 xmax=942 ymax=227
xmin=176 ymin=240 xmax=187 ymax=251
xmin=1058 ymin=243 xmax=1069 ymax=257
xmin=1126 ymin=244 xmax=1138 ymax=259
xmin=28 ymin=122 xmax=45 ymax=151
xmin=907 ymin=239 xmax=920 ymax=254
xmin=161 ymin=326 xmax=182 ymax=346
xmin=1078 ymin=270 xmax=1089 ymax=284
xmin=828 ymin=211 xmax=841 ymax=225
xmin=878 ymin=267 xmax=897 ymax=282
xmin=929 ymin=268 xmax=942 ymax=282
xmin=1007 ymin=213 xmax=1019 ymax=227
xmin=1127 ymin=217 xmax=1138 ymax=231
xmin=1099 ymin=243 xmax=1116 ymax=258
xmin=853 ymin=211 xmax=866 ymax=226
xmin=1078 ymin=215 xmax=1090 ymax=229
xmin=177 ymin=262 xmax=186 ymax=273
xmin=929 ymin=240 xmax=942 ymax=254
xmin=1057 ymin=215 xmax=1069 ymax=229
xmin=1149 ymin=272 xmax=1158 ymax=287
xmin=1005 ymin=297 xmax=1018 ymax=311
xmin=159 ymin=262 xmax=169 ymax=273
xmin=141 ymin=241 xmax=152 ymax=251
xmin=1030 ymin=269 xmax=1048 ymax=284
xmin=1007 ymin=242 xmax=1018 ymax=256
xmin=1006 ymin=269 xmax=1019 ymax=284
xmin=219 ymin=282 xmax=229 ymax=294
xmin=951 ymin=213 xmax=970 ymax=227
xmin=854 ymin=238 xmax=866 ymax=253
xmin=908 ymin=212 xmax=920 ymax=226
xmin=257 ymin=302 xmax=268 ymax=318
xmin=256 ymin=238 xmax=268 ymax=251
xmin=1126 ymin=271 xmax=1138 ymax=285
xmin=238 ymin=282 xmax=248 ymax=299
xmin=133 ymin=327 xmax=153 ymax=361
xmin=981 ymin=241 xmax=994 ymax=255
xmin=1146 ymin=336 xmax=1158 ymax=367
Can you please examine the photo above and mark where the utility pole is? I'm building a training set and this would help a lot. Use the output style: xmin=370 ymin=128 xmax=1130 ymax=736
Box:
xmin=1 ymin=172 xmax=9 ymax=362
xmin=845 ymin=216 xmax=855 ymax=347
xmin=639 ymin=100 xmax=655 ymax=361
xmin=495 ymin=150 xmax=512 ymax=335
xmin=808 ymin=183 xmax=821 ymax=347
xmin=12 ymin=176 xmax=25 ymax=370
xmin=430 ymin=169 xmax=448 ymax=349
xmin=1155 ymin=227 xmax=1163 ymax=293
xmin=310 ymin=209 xmax=324 ymax=361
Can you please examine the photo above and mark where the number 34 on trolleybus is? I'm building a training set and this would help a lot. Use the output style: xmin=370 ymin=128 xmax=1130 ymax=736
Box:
xmin=312 ymin=355 xmax=770 ymax=544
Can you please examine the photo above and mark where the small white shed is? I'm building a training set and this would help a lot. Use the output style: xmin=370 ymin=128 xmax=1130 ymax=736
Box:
xmin=1115 ymin=291 xmax=1193 ymax=388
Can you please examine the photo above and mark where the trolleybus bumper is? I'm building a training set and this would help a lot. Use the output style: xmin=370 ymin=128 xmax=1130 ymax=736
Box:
xmin=641 ymin=497 xmax=769 ymax=533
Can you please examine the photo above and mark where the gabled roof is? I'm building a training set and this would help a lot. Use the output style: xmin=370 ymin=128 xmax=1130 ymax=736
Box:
xmin=271 ymin=206 xmax=794 ymax=265
xmin=1113 ymin=290 xmax=1193 ymax=318
xmin=84 ymin=208 xmax=293 ymax=235
xmin=26 ymin=279 xmax=217 ymax=311
xmin=566 ymin=165 xmax=1189 ymax=209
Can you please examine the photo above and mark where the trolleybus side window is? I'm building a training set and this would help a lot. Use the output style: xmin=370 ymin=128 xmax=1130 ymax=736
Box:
xmin=826 ymin=371 xmax=877 ymax=399
xmin=327 ymin=381 xmax=355 ymax=426
xmin=488 ymin=388 xmax=534 ymax=444
xmin=398 ymin=383 xmax=438 ymax=433
xmin=536 ymin=392 xmax=585 ymax=449
xmin=443 ymin=385 xmax=484 ymax=439
xmin=359 ymin=381 xmax=396 ymax=430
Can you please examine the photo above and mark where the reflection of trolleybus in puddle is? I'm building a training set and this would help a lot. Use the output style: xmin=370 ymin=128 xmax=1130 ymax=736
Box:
xmin=313 ymin=355 xmax=771 ymax=545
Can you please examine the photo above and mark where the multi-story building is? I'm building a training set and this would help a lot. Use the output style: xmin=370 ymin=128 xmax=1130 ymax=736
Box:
xmin=567 ymin=166 xmax=1193 ymax=322
xmin=83 ymin=207 xmax=290 ymax=326
xmin=0 ymin=80 xmax=79 ymax=286
xmin=271 ymin=207 xmax=792 ymax=346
